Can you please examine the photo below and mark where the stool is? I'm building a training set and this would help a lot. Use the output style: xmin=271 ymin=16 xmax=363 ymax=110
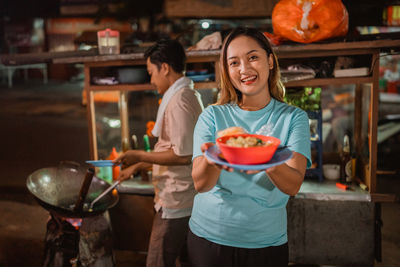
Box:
xmin=0 ymin=63 xmax=48 ymax=88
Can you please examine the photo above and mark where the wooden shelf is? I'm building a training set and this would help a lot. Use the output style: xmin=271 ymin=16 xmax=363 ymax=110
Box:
xmin=88 ymin=77 xmax=372 ymax=91
xmin=284 ymin=76 xmax=373 ymax=87
xmin=88 ymin=81 xmax=217 ymax=92
xmin=371 ymin=193 xmax=398 ymax=202
xmin=194 ymin=81 xmax=217 ymax=89
xmin=88 ymin=83 xmax=155 ymax=92
xmin=76 ymin=39 xmax=400 ymax=194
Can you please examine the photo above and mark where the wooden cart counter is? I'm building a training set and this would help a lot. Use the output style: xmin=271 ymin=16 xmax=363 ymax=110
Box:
xmin=52 ymin=39 xmax=400 ymax=194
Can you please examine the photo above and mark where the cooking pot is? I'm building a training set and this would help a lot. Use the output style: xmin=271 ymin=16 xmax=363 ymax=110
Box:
xmin=26 ymin=163 xmax=119 ymax=218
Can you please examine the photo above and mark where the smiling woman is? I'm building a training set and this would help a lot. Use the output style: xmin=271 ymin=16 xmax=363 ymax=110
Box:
xmin=188 ymin=27 xmax=312 ymax=267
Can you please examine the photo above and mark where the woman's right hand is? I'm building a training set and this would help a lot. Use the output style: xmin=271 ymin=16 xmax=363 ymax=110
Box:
xmin=200 ymin=142 xmax=214 ymax=154
xmin=201 ymin=142 xmax=234 ymax=172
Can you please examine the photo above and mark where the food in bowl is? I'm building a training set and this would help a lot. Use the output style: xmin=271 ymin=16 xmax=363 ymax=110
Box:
xmin=217 ymin=126 xmax=246 ymax=138
xmin=216 ymin=134 xmax=281 ymax=165
xmin=225 ymin=136 xmax=274 ymax=148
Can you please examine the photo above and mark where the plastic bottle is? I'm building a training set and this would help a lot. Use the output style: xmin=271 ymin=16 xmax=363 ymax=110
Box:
xmin=122 ymin=137 xmax=130 ymax=152
xmin=143 ymin=134 xmax=151 ymax=152
xmin=141 ymin=135 xmax=151 ymax=181
xmin=108 ymin=147 xmax=120 ymax=181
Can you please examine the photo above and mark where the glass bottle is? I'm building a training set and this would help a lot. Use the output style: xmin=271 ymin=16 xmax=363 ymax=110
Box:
xmin=340 ymin=135 xmax=352 ymax=184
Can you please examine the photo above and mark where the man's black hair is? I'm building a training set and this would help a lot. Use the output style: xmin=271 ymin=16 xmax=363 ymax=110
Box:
xmin=144 ymin=39 xmax=186 ymax=73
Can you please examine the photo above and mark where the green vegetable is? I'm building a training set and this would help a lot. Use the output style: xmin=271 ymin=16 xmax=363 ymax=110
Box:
xmin=284 ymin=87 xmax=321 ymax=111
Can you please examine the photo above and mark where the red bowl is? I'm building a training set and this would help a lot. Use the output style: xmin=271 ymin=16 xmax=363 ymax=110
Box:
xmin=216 ymin=134 xmax=281 ymax=165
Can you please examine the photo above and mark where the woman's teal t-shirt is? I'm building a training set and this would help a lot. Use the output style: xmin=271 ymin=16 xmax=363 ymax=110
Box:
xmin=190 ymin=98 xmax=311 ymax=248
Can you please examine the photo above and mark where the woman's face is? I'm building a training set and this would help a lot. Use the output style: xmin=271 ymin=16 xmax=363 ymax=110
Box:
xmin=226 ymin=35 xmax=273 ymax=99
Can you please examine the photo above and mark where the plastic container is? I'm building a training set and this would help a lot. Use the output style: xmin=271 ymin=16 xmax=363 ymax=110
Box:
xmin=323 ymin=164 xmax=340 ymax=181
xmin=98 ymin=166 xmax=113 ymax=184
xmin=117 ymin=67 xmax=149 ymax=84
xmin=97 ymin=28 xmax=120 ymax=55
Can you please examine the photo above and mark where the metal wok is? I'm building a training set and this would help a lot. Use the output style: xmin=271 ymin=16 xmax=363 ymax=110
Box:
xmin=26 ymin=164 xmax=119 ymax=218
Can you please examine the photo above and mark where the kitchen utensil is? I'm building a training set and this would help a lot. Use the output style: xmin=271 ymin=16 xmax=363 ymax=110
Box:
xmin=89 ymin=180 xmax=121 ymax=210
xmin=26 ymin=165 xmax=119 ymax=218
xmin=86 ymin=160 xmax=120 ymax=167
xmin=73 ymin=168 xmax=95 ymax=213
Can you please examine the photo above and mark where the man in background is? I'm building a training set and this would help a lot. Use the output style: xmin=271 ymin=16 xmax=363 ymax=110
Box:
xmin=113 ymin=39 xmax=204 ymax=267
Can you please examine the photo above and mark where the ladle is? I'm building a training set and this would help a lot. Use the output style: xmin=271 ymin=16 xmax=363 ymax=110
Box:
xmin=73 ymin=168 xmax=95 ymax=213
xmin=89 ymin=180 xmax=121 ymax=210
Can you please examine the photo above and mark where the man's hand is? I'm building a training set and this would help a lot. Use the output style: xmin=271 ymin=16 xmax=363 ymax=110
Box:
xmin=117 ymin=164 xmax=140 ymax=182
xmin=113 ymin=150 xmax=144 ymax=169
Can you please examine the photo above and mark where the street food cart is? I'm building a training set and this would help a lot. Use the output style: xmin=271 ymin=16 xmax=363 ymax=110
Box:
xmin=54 ymin=39 xmax=400 ymax=266
xmin=53 ymin=39 xmax=400 ymax=195
xmin=2 ymin=38 xmax=398 ymax=265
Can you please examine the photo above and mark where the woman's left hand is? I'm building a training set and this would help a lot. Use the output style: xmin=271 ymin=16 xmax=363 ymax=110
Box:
xmin=240 ymin=165 xmax=279 ymax=175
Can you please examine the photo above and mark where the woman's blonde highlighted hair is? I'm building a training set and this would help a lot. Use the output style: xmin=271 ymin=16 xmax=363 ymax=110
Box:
xmin=217 ymin=27 xmax=285 ymax=105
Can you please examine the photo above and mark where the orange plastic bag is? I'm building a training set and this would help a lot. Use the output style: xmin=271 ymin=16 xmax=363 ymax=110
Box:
xmin=272 ymin=0 xmax=348 ymax=43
